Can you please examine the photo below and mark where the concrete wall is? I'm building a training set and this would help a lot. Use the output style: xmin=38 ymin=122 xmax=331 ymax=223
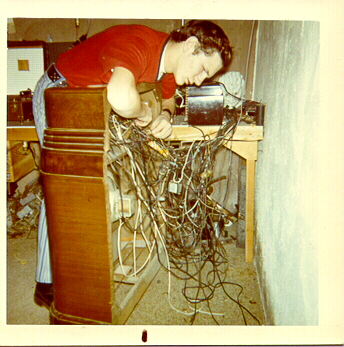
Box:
xmin=254 ymin=21 xmax=320 ymax=325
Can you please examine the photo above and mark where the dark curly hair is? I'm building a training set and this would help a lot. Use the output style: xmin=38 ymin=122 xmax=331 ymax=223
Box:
xmin=170 ymin=20 xmax=232 ymax=69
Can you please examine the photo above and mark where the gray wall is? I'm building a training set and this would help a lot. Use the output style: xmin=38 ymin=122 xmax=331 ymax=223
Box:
xmin=253 ymin=21 xmax=320 ymax=325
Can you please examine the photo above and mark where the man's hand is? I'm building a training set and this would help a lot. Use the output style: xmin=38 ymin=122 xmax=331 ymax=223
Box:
xmin=134 ymin=102 xmax=153 ymax=127
xmin=149 ymin=111 xmax=172 ymax=139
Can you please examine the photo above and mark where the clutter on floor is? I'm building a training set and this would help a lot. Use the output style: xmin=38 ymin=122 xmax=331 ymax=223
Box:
xmin=7 ymin=170 xmax=43 ymax=240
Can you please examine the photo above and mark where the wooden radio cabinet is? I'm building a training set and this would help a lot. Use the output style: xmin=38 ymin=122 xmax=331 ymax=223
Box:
xmin=42 ymin=86 xmax=161 ymax=324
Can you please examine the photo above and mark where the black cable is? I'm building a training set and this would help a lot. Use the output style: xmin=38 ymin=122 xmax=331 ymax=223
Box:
xmin=108 ymin=113 xmax=261 ymax=325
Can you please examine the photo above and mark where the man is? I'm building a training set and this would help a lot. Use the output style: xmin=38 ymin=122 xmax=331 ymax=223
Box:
xmin=33 ymin=19 xmax=232 ymax=308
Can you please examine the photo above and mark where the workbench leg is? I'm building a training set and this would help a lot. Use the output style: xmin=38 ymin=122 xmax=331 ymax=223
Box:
xmin=245 ymin=159 xmax=256 ymax=262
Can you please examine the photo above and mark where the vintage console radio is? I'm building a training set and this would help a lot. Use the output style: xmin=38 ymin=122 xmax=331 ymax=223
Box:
xmin=40 ymin=84 xmax=162 ymax=325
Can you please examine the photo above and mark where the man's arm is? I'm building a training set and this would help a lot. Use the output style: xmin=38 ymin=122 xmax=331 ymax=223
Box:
xmin=107 ymin=67 xmax=152 ymax=126
xmin=149 ymin=96 xmax=175 ymax=139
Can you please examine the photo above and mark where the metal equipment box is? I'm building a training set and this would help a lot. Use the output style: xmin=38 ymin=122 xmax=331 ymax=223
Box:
xmin=186 ymin=83 xmax=225 ymax=126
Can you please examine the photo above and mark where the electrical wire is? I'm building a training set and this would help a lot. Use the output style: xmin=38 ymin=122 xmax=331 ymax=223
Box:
xmin=107 ymin=113 xmax=260 ymax=325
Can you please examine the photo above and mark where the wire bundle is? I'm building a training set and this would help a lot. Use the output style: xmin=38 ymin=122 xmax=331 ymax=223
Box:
xmin=107 ymin=113 xmax=260 ymax=325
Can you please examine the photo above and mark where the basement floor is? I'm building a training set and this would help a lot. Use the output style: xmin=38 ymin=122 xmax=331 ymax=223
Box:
xmin=6 ymin=222 xmax=265 ymax=326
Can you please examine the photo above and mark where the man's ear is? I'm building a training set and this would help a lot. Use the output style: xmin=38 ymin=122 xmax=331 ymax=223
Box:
xmin=183 ymin=36 xmax=200 ymax=53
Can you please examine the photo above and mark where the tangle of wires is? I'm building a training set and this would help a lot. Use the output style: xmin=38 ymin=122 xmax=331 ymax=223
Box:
xmin=107 ymin=111 xmax=260 ymax=325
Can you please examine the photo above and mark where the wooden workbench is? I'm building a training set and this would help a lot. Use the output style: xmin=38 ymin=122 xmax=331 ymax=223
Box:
xmin=7 ymin=122 xmax=38 ymax=182
xmin=7 ymin=122 xmax=263 ymax=262
xmin=7 ymin=121 xmax=39 ymax=142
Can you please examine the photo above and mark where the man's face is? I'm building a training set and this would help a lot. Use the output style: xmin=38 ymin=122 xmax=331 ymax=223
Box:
xmin=174 ymin=37 xmax=224 ymax=86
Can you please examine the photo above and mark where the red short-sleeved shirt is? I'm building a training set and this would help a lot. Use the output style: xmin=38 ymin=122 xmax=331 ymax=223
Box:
xmin=56 ymin=25 xmax=177 ymax=99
